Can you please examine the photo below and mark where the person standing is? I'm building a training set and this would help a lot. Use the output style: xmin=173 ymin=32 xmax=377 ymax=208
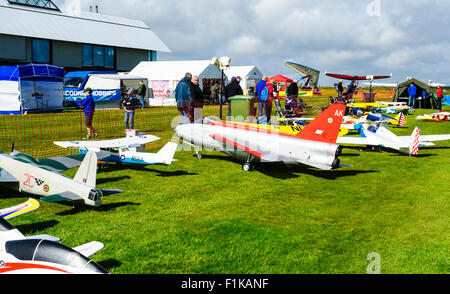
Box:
xmin=75 ymin=88 xmax=98 ymax=140
xmin=265 ymin=80 xmax=275 ymax=123
xmin=407 ymin=83 xmax=417 ymax=109
xmin=136 ymin=80 xmax=147 ymax=108
xmin=189 ymin=75 xmax=204 ymax=123
xmin=224 ymin=76 xmax=243 ymax=119
xmin=346 ymin=80 xmax=357 ymax=101
xmin=436 ymin=85 xmax=444 ymax=111
xmin=256 ymin=76 xmax=268 ymax=117
xmin=210 ymin=82 xmax=219 ymax=104
xmin=286 ymin=80 xmax=299 ymax=111
xmin=336 ymin=79 xmax=344 ymax=97
xmin=123 ymin=88 xmax=139 ymax=130
xmin=175 ymin=72 xmax=193 ymax=124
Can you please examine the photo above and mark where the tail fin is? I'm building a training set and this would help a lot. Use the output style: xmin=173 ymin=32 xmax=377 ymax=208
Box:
xmin=74 ymin=150 xmax=97 ymax=186
xmin=396 ymin=112 xmax=406 ymax=126
xmin=409 ymin=127 xmax=420 ymax=155
xmin=157 ymin=142 xmax=178 ymax=165
xmin=297 ymin=102 xmax=347 ymax=144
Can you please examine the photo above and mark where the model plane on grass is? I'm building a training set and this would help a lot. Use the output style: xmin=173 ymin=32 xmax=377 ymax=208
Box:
xmin=0 ymin=150 xmax=122 ymax=207
xmin=416 ymin=111 xmax=449 ymax=122
xmin=176 ymin=103 xmax=347 ymax=171
xmin=336 ymin=123 xmax=450 ymax=155
xmin=54 ymin=132 xmax=178 ymax=166
xmin=0 ymin=201 xmax=107 ymax=274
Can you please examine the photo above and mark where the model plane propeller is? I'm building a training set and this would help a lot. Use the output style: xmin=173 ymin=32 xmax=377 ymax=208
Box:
xmin=0 ymin=150 xmax=122 ymax=207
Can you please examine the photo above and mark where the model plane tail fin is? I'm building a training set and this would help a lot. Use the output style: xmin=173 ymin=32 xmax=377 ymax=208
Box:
xmin=74 ymin=150 xmax=97 ymax=187
xmin=409 ymin=127 xmax=420 ymax=155
xmin=296 ymin=102 xmax=347 ymax=144
xmin=156 ymin=142 xmax=178 ymax=165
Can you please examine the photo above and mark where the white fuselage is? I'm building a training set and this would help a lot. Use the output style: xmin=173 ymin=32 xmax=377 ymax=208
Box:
xmin=176 ymin=124 xmax=341 ymax=170
xmin=0 ymin=155 xmax=99 ymax=206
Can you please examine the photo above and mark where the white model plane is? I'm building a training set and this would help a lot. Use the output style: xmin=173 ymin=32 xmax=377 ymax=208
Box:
xmin=176 ymin=102 xmax=347 ymax=171
xmin=337 ymin=123 xmax=450 ymax=155
xmin=0 ymin=150 xmax=122 ymax=207
xmin=54 ymin=131 xmax=178 ymax=166
xmin=0 ymin=201 xmax=108 ymax=274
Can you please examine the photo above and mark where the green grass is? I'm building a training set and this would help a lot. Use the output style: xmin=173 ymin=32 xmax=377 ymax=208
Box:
xmin=1 ymin=92 xmax=449 ymax=274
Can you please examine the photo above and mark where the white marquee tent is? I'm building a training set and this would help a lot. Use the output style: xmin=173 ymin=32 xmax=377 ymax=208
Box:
xmin=224 ymin=66 xmax=263 ymax=95
xmin=129 ymin=60 xmax=224 ymax=106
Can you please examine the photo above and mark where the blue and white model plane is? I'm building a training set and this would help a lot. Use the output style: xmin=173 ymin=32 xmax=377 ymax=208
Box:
xmin=54 ymin=131 xmax=178 ymax=166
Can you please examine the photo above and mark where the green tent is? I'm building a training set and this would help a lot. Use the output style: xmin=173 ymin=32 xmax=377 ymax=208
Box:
xmin=393 ymin=78 xmax=436 ymax=109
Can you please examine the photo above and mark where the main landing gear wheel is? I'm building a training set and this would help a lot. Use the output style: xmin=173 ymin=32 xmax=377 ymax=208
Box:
xmin=242 ymin=162 xmax=252 ymax=171
xmin=196 ymin=151 xmax=202 ymax=159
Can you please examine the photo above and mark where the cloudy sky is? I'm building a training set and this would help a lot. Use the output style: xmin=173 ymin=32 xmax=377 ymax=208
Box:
xmin=54 ymin=0 xmax=450 ymax=86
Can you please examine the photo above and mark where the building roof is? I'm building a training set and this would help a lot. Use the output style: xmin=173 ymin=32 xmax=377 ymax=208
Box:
xmin=0 ymin=0 xmax=171 ymax=52
xmin=224 ymin=66 xmax=263 ymax=80
xmin=129 ymin=60 xmax=223 ymax=81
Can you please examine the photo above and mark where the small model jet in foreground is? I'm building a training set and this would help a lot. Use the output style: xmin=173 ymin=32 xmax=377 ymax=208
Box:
xmin=54 ymin=132 xmax=178 ymax=166
xmin=176 ymin=102 xmax=347 ymax=171
xmin=0 ymin=202 xmax=107 ymax=274
xmin=0 ymin=150 xmax=122 ymax=207
xmin=337 ymin=123 xmax=450 ymax=155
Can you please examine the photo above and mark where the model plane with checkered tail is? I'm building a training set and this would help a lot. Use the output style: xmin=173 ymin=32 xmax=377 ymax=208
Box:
xmin=0 ymin=150 xmax=122 ymax=207
xmin=336 ymin=123 xmax=450 ymax=155
xmin=176 ymin=102 xmax=348 ymax=171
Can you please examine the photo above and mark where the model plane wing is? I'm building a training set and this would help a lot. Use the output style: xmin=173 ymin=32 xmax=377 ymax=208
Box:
xmin=54 ymin=135 xmax=160 ymax=150
xmin=326 ymin=73 xmax=392 ymax=80
xmin=40 ymin=192 xmax=84 ymax=203
xmin=73 ymin=241 xmax=104 ymax=258
xmin=0 ymin=199 xmax=39 ymax=220
xmin=399 ymin=134 xmax=450 ymax=142
xmin=210 ymin=133 xmax=267 ymax=159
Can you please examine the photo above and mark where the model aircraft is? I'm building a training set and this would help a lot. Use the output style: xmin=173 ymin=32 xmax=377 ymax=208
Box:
xmin=176 ymin=102 xmax=347 ymax=171
xmin=326 ymin=73 xmax=392 ymax=81
xmin=0 ymin=198 xmax=40 ymax=220
xmin=363 ymin=82 xmax=447 ymax=88
xmin=337 ymin=123 xmax=450 ymax=155
xmin=0 ymin=209 xmax=107 ymax=274
xmin=416 ymin=111 xmax=449 ymax=122
xmin=0 ymin=150 xmax=122 ymax=207
xmin=54 ymin=131 xmax=178 ymax=166
xmin=284 ymin=61 xmax=320 ymax=89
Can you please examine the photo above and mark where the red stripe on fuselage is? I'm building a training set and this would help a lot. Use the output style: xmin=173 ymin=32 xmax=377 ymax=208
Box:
xmin=210 ymin=134 xmax=263 ymax=158
xmin=0 ymin=262 xmax=71 ymax=274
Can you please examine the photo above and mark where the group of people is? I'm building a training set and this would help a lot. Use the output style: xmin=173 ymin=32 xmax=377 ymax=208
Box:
xmin=407 ymin=83 xmax=444 ymax=111
xmin=334 ymin=79 xmax=357 ymax=103
xmin=76 ymin=80 xmax=148 ymax=139
xmin=174 ymin=72 xmax=205 ymax=124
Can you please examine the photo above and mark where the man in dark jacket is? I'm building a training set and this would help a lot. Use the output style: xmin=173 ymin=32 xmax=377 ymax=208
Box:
xmin=136 ymin=80 xmax=147 ymax=108
xmin=285 ymin=80 xmax=299 ymax=112
xmin=189 ymin=75 xmax=204 ymax=123
xmin=336 ymin=80 xmax=344 ymax=97
xmin=224 ymin=77 xmax=243 ymax=119
xmin=175 ymin=73 xmax=193 ymax=124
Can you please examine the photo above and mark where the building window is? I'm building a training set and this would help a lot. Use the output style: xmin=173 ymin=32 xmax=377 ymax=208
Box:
xmin=32 ymin=39 xmax=51 ymax=64
xmin=105 ymin=47 xmax=115 ymax=68
xmin=82 ymin=44 xmax=93 ymax=66
xmin=148 ymin=50 xmax=157 ymax=61
xmin=82 ymin=44 xmax=115 ymax=68
xmin=93 ymin=45 xmax=104 ymax=67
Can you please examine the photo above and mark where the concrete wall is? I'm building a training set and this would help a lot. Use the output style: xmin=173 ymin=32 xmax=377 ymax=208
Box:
xmin=52 ymin=40 xmax=82 ymax=69
xmin=116 ymin=47 xmax=148 ymax=72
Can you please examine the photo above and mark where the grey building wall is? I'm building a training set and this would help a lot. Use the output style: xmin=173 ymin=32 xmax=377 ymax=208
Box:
xmin=0 ymin=34 xmax=27 ymax=62
xmin=116 ymin=47 xmax=148 ymax=72
xmin=0 ymin=33 xmax=151 ymax=71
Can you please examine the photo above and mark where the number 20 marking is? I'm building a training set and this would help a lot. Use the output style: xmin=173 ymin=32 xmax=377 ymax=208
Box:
xmin=23 ymin=174 xmax=35 ymax=188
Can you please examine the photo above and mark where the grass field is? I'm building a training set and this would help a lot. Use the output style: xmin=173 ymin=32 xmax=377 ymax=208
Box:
xmin=1 ymin=89 xmax=449 ymax=274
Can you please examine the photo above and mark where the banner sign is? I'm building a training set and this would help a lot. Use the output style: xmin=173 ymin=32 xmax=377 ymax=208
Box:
xmin=64 ymin=89 xmax=121 ymax=102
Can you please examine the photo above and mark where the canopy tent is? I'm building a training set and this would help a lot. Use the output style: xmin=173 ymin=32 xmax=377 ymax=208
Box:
xmin=268 ymin=74 xmax=293 ymax=92
xmin=224 ymin=66 xmax=263 ymax=95
xmin=0 ymin=63 xmax=64 ymax=114
xmin=284 ymin=61 xmax=320 ymax=89
xmin=393 ymin=78 xmax=436 ymax=109
xmin=129 ymin=60 xmax=224 ymax=106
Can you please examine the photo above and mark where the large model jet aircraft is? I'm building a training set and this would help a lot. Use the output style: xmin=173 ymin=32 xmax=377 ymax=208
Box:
xmin=54 ymin=132 xmax=178 ymax=166
xmin=0 ymin=201 xmax=107 ymax=274
xmin=176 ymin=102 xmax=347 ymax=171
xmin=337 ymin=123 xmax=450 ymax=155
xmin=0 ymin=150 xmax=122 ymax=207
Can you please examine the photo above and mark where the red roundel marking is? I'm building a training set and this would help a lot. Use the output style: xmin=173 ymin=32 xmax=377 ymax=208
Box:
xmin=43 ymin=184 xmax=50 ymax=193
